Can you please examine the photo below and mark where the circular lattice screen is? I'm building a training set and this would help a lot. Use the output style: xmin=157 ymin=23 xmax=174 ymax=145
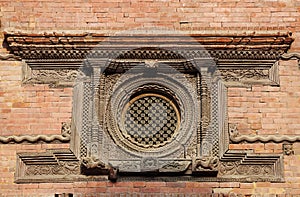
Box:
xmin=121 ymin=93 xmax=180 ymax=148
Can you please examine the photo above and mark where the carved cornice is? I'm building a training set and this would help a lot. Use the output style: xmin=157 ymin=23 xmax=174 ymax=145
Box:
xmin=0 ymin=122 xmax=70 ymax=144
xmin=3 ymin=31 xmax=294 ymax=87
xmin=4 ymin=31 xmax=293 ymax=60
xmin=229 ymin=124 xmax=300 ymax=143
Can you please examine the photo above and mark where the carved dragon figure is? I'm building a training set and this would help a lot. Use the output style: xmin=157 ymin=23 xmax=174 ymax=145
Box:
xmin=81 ymin=156 xmax=118 ymax=181
xmin=193 ymin=156 xmax=219 ymax=171
xmin=81 ymin=156 xmax=106 ymax=169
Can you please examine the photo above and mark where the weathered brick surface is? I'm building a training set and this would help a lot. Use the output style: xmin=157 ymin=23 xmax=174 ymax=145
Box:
xmin=0 ymin=0 xmax=300 ymax=196
xmin=0 ymin=1 xmax=299 ymax=51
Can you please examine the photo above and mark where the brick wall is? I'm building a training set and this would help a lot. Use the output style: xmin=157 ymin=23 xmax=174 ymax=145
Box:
xmin=1 ymin=0 xmax=300 ymax=196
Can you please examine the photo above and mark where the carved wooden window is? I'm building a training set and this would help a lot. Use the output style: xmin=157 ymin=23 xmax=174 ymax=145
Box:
xmin=4 ymin=31 xmax=294 ymax=183
xmin=120 ymin=93 xmax=179 ymax=148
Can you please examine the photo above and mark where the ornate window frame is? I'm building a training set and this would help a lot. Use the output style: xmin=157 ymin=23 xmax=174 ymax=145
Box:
xmin=3 ymin=31 xmax=295 ymax=183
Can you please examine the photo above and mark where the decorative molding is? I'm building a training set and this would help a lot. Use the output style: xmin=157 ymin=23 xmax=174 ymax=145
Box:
xmin=0 ymin=53 xmax=21 ymax=61
xmin=4 ymin=31 xmax=293 ymax=51
xmin=219 ymin=150 xmax=283 ymax=182
xmin=0 ymin=122 xmax=70 ymax=144
xmin=229 ymin=123 xmax=300 ymax=143
xmin=160 ymin=161 xmax=190 ymax=173
xmin=281 ymin=52 xmax=300 ymax=67
xmin=281 ymin=52 xmax=300 ymax=59
xmin=24 ymin=68 xmax=79 ymax=87
xmin=4 ymin=31 xmax=294 ymax=87
xmin=15 ymin=149 xmax=80 ymax=183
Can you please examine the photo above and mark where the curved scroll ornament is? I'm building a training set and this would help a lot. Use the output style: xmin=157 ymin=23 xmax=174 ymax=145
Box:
xmin=0 ymin=53 xmax=21 ymax=61
xmin=25 ymin=161 xmax=79 ymax=176
xmin=281 ymin=52 xmax=300 ymax=66
xmin=0 ymin=122 xmax=71 ymax=143
xmin=25 ymin=69 xmax=79 ymax=86
xmin=219 ymin=161 xmax=274 ymax=177
xmin=220 ymin=69 xmax=269 ymax=82
xmin=229 ymin=124 xmax=300 ymax=143
xmin=160 ymin=161 xmax=190 ymax=173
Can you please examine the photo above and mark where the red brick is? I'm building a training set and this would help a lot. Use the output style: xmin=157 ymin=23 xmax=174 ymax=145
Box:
xmin=86 ymin=181 xmax=107 ymax=187
xmin=145 ymin=182 xmax=166 ymax=187
xmin=166 ymin=182 xmax=186 ymax=188
xmin=140 ymin=187 xmax=161 ymax=193
xmin=133 ymin=181 xmax=146 ymax=188
xmin=220 ymin=182 xmax=240 ymax=188
xmin=107 ymin=186 xmax=129 ymax=193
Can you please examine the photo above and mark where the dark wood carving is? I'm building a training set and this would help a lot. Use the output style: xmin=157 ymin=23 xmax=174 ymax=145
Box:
xmin=5 ymin=31 xmax=295 ymax=183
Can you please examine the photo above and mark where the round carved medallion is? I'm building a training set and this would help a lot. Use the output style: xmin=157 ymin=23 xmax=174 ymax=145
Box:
xmin=121 ymin=93 xmax=180 ymax=148
xmin=106 ymin=74 xmax=198 ymax=156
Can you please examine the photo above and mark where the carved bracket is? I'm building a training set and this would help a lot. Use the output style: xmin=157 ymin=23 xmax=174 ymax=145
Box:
xmin=192 ymin=156 xmax=219 ymax=172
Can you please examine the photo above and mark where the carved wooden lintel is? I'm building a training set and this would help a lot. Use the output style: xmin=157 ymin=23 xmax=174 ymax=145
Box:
xmin=15 ymin=149 xmax=80 ymax=183
xmin=219 ymin=150 xmax=283 ymax=182
xmin=4 ymin=31 xmax=294 ymax=87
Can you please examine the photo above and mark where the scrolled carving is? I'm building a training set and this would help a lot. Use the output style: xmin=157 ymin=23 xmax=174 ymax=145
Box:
xmin=160 ymin=161 xmax=190 ymax=173
xmin=281 ymin=52 xmax=300 ymax=67
xmin=141 ymin=157 xmax=159 ymax=172
xmin=0 ymin=122 xmax=71 ymax=144
xmin=219 ymin=162 xmax=274 ymax=177
xmin=0 ymin=53 xmax=21 ymax=61
xmin=25 ymin=161 xmax=79 ymax=176
xmin=220 ymin=69 xmax=269 ymax=82
xmin=26 ymin=69 xmax=79 ymax=86
xmin=229 ymin=123 xmax=300 ymax=143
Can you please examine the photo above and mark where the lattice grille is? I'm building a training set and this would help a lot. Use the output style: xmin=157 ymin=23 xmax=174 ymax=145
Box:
xmin=121 ymin=94 xmax=179 ymax=148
